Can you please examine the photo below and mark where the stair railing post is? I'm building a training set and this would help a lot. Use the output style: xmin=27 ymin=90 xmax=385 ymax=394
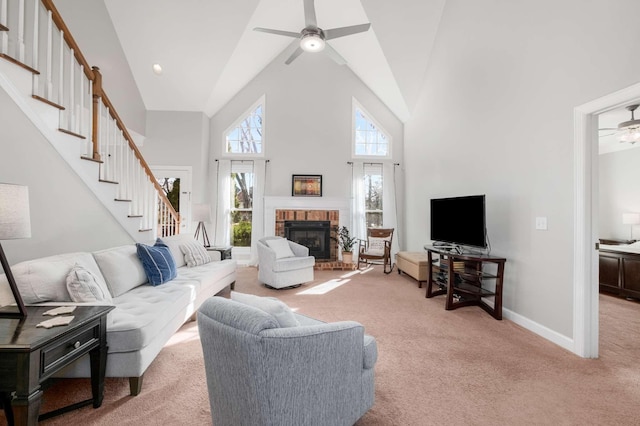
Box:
xmin=91 ymin=65 xmax=102 ymax=161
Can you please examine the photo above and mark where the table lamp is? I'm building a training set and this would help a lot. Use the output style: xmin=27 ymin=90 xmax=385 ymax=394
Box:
xmin=622 ymin=213 xmax=640 ymax=241
xmin=0 ymin=183 xmax=30 ymax=318
xmin=193 ymin=203 xmax=211 ymax=247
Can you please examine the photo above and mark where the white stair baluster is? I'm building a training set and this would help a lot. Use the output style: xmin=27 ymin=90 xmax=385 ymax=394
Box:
xmin=17 ymin=0 xmax=24 ymax=61
xmin=45 ymin=10 xmax=52 ymax=99
xmin=68 ymin=48 xmax=74 ymax=131
xmin=78 ymin=64 xmax=84 ymax=137
xmin=31 ymin=0 xmax=39 ymax=95
xmin=0 ymin=0 xmax=8 ymax=55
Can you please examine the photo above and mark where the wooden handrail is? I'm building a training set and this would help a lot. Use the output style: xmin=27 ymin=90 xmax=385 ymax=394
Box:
xmin=38 ymin=0 xmax=180 ymax=232
xmin=40 ymin=0 xmax=95 ymax=82
xmin=99 ymin=89 xmax=180 ymax=226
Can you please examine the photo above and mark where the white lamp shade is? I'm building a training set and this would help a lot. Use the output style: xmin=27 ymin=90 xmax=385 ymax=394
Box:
xmin=622 ymin=213 xmax=640 ymax=225
xmin=192 ymin=203 xmax=211 ymax=222
xmin=0 ymin=183 xmax=31 ymax=240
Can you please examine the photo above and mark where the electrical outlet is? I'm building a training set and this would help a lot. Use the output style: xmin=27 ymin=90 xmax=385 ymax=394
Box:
xmin=535 ymin=217 xmax=548 ymax=230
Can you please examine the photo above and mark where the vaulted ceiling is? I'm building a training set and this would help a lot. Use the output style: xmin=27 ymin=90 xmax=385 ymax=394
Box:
xmin=99 ymin=0 xmax=446 ymax=122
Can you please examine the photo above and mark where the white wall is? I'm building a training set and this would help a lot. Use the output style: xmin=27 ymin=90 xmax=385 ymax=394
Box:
xmin=209 ymin=49 xmax=404 ymax=237
xmin=404 ymin=0 xmax=640 ymax=338
xmin=0 ymin=87 xmax=133 ymax=264
xmin=599 ymin=147 xmax=640 ymax=240
xmin=142 ymin=111 xmax=210 ymax=216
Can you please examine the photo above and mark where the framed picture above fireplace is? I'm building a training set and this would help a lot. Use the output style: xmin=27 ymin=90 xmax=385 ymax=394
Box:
xmin=292 ymin=175 xmax=322 ymax=197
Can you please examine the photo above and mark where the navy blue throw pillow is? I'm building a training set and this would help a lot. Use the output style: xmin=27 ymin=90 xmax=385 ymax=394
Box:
xmin=136 ymin=238 xmax=177 ymax=286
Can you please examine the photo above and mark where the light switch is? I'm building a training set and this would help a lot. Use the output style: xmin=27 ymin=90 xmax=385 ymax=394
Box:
xmin=535 ymin=217 xmax=548 ymax=230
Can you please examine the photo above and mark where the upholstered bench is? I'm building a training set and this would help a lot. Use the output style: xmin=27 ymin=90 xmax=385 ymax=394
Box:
xmin=396 ymin=251 xmax=430 ymax=287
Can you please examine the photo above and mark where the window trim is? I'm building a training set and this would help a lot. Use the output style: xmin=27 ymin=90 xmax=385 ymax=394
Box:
xmin=222 ymin=95 xmax=266 ymax=158
xmin=352 ymin=98 xmax=392 ymax=160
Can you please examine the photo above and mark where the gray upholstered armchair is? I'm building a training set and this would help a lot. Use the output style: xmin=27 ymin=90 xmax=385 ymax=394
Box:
xmin=197 ymin=296 xmax=377 ymax=426
xmin=257 ymin=236 xmax=315 ymax=289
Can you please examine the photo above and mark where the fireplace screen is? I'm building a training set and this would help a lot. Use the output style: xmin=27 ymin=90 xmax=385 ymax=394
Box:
xmin=284 ymin=220 xmax=331 ymax=259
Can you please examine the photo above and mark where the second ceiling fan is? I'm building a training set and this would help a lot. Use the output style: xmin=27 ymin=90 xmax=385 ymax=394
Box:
xmin=253 ymin=0 xmax=371 ymax=65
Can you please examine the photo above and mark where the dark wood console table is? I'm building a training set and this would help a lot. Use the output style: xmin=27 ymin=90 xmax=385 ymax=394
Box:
xmin=424 ymin=246 xmax=506 ymax=320
xmin=0 ymin=305 xmax=113 ymax=425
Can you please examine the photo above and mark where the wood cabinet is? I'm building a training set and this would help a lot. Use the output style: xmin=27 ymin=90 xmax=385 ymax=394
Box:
xmin=424 ymin=246 xmax=506 ymax=320
xmin=599 ymin=247 xmax=640 ymax=299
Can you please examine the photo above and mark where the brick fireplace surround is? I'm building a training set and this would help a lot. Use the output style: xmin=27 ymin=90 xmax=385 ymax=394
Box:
xmin=275 ymin=209 xmax=339 ymax=260
xmin=265 ymin=196 xmax=355 ymax=270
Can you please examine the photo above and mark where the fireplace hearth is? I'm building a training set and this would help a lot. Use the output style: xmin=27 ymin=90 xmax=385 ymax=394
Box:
xmin=285 ymin=220 xmax=331 ymax=260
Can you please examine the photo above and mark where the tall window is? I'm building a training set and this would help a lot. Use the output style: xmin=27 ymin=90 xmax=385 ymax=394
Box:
xmin=230 ymin=161 xmax=253 ymax=247
xmin=225 ymin=97 xmax=264 ymax=155
xmin=353 ymin=101 xmax=390 ymax=158
xmin=364 ymin=164 xmax=383 ymax=228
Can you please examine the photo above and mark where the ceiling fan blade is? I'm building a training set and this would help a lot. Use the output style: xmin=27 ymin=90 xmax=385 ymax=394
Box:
xmin=324 ymin=23 xmax=371 ymax=40
xmin=303 ymin=0 xmax=317 ymax=27
xmin=599 ymin=127 xmax=618 ymax=131
xmin=253 ymin=27 xmax=300 ymax=38
xmin=285 ymin=46 xmax=305 ymax=65
xmin=324 ymin=43 xmax=347 ymax=66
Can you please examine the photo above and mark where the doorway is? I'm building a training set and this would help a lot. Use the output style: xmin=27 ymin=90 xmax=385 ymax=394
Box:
xmin=151 ymin=166 xmax=193 ymax=235
xmin=574 ymin=81 xmax=640 ymax=358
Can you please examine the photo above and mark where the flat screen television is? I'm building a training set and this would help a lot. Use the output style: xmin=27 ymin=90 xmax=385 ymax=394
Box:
xmin=430 ymin=195 xmax=486 ymax=248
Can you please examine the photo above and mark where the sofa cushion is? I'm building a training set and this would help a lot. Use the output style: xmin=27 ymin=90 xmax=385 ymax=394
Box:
xmin=6 ymin=252 xmax=103 ymax=304
xmin=93 ymin=245 xmax=148 ymax=297
xmin=179 ymin=240 xmax=211 ymax=267
xmin=107 ymin=281 xmax=196 ymax=353
xmin=136 ymin=239 xmax=177 ymax=286
xmin=266 ymin=238 xmax=295 ymax=259
xmin=160 ymin=234 xmax=201 ymax=268
xmin=66 ymin=264 xmax=113 ymax=303
xmin=231 ymin=291 xmax=300 ymax=327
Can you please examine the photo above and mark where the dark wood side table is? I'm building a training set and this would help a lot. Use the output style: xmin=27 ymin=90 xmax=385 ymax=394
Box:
xmin=0 ymin=305 xmax=114 ymax=425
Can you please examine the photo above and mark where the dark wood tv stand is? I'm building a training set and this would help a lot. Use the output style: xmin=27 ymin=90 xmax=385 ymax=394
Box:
xmin=423 ymin=245 xmax=506 ymax=320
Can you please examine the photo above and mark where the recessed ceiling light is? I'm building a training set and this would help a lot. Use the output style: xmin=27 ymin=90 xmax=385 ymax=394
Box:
xmin=152 ymin=64 xmax=163 ymax=75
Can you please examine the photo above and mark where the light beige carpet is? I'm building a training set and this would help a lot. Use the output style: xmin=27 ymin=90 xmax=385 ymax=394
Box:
xmin=4 ymin=265 xmax=640 ymax=425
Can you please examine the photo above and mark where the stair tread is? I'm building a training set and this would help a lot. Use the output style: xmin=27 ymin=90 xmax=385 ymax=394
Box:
xmin=0 ymin=53 xmax=39 ymax=74
xmin=58 ymin=128 xmax=85 ymax=139
xmin=99 ymin=179 xmax=119 ymax=185
xmin=114 ymin=198 xmax=132 ymax=202
xmin=139 ymin=229 xmax=153 ymax=232
xmin=80 ymin=156 xmax=103 ymax=164
xmin=128 ymin=215 xmax=143 ymax=218
xmin=32 ymin=94 xmax=65 ymax=110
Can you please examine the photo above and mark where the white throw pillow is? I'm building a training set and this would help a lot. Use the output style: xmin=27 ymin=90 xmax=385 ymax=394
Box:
xmin=230 ymin=291 xmax=300 ymax=327
xmin=367 ymin=236 xmax=389 ymax=256
xmin=179 ymin=240 xmax=212 ymax=267
xmin=266 ymin=238 xmax=296 ymax=259
xmin=66 ymin=264 xmax=113 ymax=303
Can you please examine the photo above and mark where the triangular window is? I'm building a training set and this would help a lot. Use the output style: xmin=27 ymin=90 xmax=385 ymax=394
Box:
xmin=353 ymin=101 xmax=390 ymax=158
xmin=225 ymin=97 xmax=264 ymax=155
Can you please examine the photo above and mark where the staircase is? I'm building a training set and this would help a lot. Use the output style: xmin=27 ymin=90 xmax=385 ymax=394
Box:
xmin=0 ymin=0 xmax=179 ymax=242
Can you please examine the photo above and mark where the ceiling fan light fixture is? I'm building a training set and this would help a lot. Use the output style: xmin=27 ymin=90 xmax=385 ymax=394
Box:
xmin=300 ymin=33 xmax=325 ymax=52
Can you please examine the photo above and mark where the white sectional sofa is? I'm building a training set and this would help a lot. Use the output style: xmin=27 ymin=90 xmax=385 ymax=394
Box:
xmin=0 ymin=234 xmax=236 ymax=395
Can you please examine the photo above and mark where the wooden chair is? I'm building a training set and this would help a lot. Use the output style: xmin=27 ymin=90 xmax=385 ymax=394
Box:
xmin=357 ymin=228 xmax=395 ymax=274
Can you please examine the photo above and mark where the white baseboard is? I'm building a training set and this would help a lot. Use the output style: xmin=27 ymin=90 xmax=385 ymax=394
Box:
xmin=503 ymin=307 xmax=575 ymax=353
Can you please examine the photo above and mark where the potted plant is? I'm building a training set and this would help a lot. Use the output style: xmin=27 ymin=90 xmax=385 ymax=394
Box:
xmin=336 ymin=226 xmax=357 ymax=264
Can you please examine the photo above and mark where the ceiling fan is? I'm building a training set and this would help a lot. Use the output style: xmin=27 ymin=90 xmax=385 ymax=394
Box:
xmin=253 ymin=0 xmax=371 ymax=65
xmin=599 ymin=104 xmax=640 ymax=144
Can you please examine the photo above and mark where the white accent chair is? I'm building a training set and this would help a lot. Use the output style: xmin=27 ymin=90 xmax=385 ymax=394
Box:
xmin=257 ymin=236 xmax=315 ymax=289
